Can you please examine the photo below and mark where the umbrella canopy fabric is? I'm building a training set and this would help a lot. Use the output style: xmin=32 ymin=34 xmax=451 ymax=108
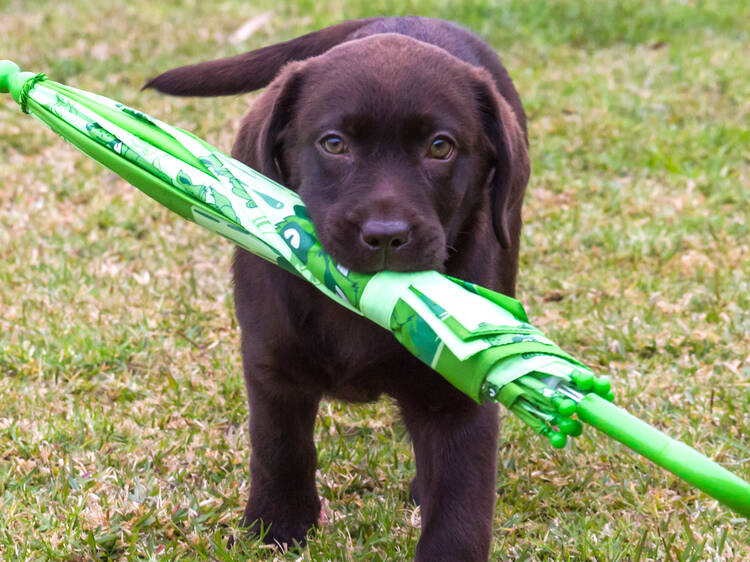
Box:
xmin=2 ymin=60 xmax=748 ymax=517
xmin=0 ymin=60 xmax=586 ymax=404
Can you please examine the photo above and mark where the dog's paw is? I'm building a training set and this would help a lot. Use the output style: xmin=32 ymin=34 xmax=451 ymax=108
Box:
xmin=243 ymin=517 xmax=312 ymax=548
xmin=240 ymin=500 xmax=322 ymax=549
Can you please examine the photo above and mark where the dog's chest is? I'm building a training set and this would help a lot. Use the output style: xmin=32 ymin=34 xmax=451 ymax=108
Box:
xmin=298 ymin=300 xmax=416 ymax=401
xmin=235 ymin=251 xmax=426 ymax=400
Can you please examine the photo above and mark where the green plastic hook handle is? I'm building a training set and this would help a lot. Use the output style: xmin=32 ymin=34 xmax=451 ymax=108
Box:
xmin=577 ymin=393 xmax=750 ymax=517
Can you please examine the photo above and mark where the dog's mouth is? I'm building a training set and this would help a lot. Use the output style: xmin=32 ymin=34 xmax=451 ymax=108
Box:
xmin=337 ymin=253 xmax=437 ymax=275
xmin=320 ymin=224 xmax=447 ymax=275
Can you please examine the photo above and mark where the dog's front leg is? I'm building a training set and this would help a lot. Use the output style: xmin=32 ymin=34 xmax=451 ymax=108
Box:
xmin=402 ymin=398 xmax=500 ymax=562
xmin=241 ymin=375 xmax=322 ymax=548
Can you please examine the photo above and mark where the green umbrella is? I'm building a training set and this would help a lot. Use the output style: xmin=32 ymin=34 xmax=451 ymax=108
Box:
xmin=2 ymin=60 xmax=748 ymax=518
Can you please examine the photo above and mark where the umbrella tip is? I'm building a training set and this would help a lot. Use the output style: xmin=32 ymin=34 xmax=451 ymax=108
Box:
xmin=0 ymin=60 xmax=20 ymax=94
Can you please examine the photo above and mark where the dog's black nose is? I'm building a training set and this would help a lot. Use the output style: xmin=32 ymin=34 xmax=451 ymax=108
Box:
xmin=360 ymin=219 xmax=410 ymax=250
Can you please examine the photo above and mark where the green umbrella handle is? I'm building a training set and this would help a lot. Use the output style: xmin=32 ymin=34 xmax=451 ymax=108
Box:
xmin=577 ymin=393 xmax=750 ymax=517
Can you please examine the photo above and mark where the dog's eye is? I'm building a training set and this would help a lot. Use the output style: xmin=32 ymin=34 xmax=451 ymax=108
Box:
xmin=428 ymin=136 xmax=454 ymax=159
xmin=320 ymin=135 xmax=348 ymax=155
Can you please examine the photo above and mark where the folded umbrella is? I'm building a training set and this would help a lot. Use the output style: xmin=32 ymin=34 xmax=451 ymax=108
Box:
xmin=2 ymin=60 xmax=748 ymax=517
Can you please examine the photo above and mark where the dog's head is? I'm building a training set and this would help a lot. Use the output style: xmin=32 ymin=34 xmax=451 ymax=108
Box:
xmin=154 ymin=33 xmax=529 ymax=274
xmin=235 ymin=35 xmax=528 ymax=273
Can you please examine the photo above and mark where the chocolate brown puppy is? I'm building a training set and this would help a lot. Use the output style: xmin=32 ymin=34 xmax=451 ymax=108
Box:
xmin=146 ymin=17 xmax=529 ymax=561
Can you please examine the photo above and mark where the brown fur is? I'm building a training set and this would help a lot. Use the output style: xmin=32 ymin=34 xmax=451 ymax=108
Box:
xmin=146 ymin=17 xmax=529 ymax=561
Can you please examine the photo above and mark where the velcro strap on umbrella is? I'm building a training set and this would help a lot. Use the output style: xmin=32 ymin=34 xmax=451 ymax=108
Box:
xmin=359 ymin=270 xmax=438 ymax=329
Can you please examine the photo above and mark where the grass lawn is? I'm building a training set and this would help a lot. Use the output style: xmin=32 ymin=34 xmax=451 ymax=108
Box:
xmin=1 ymin=0 xmax=748 ymax=559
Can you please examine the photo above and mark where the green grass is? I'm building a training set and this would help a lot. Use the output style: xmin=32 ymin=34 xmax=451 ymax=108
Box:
xmin=1 ymin=0 xmax=748 ymax=559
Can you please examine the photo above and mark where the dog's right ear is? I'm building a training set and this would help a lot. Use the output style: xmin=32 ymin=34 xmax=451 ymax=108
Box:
xmin=472 ymin=70 xmax=530 ymax=250
xmin=231 ymin=62 xmax=305 ymax=185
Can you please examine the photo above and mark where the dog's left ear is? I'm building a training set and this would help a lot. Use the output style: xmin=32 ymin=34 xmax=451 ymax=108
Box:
xmin=472 ymin=72 xmax=530 ymax=249
xmin=231 ymin=61 xmax=306 ymax=185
